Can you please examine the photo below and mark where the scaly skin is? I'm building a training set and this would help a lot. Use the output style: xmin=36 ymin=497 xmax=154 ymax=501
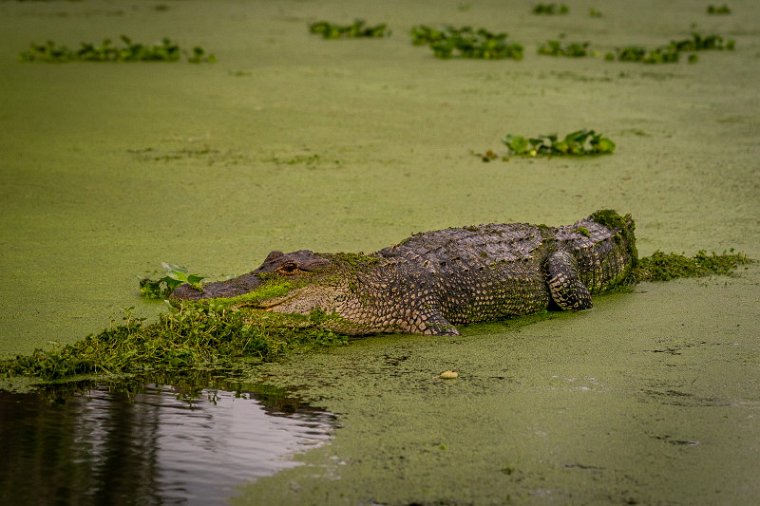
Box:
xmin=172 ymin=210 xmax=637 ymax=335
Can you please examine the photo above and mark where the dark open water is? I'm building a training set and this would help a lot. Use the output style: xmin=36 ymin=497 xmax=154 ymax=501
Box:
xmin=0 ymin=381 xmax=335 ymax=505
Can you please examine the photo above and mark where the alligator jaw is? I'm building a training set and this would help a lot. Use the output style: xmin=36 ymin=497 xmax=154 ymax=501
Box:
xmin=256 ymin=293 xmax=300 ymax=310
xmin=255 ymin=285 xmax=343 ymax=315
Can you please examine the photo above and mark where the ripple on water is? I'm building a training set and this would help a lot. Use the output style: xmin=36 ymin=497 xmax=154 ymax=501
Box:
xmin=0 ymin=382 xmax=336 ymax=505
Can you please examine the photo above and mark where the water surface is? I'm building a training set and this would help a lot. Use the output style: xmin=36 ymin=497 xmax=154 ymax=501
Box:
xmin=0 ymin=382 xmax=335 ymax=505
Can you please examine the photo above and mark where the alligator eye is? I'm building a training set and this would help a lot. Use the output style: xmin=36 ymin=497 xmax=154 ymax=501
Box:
xmin=278 ymin=262 xmax=298 ymax=274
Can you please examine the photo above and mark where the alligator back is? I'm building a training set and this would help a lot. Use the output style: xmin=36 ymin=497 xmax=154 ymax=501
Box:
xmin=377 ymin=223 xmax=555 ymax=324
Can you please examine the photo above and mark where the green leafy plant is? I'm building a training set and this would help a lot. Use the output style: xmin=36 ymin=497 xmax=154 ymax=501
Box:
xmin=308 ymin=19 xmax=389 ymax=39
xmin=19 ymin=35 xmax=215 ymax=63
xmin=410 ymin=25 xmax=447 ymax=46
xmin=606 ymin=45 xmax=681 ymax=64
xmin=186 ymin=46 xmax=216 ymax=63
xmin=501 ymin=130 xmax=616 ymax=157
xmin=706 ymin=4 xmax=731 ymax=14
xmin=589 ymin=7 xmax=603 ymax=18
xmin=410 ymin=25 xmax=523 ymax=60
xmin=670 ymin=32 xmax=735 ymax=51
xmin=139 ymin=263 xmax=205 ymax=300
xmin=605 ymin=32 xmax=735 ymax=64
xmin=532 ymin=3 xmax=569 ymax=15
xmin=538 ymin=40 xmax=590 ymax=57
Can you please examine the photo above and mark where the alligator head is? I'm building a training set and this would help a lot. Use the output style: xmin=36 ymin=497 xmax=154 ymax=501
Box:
xmin=172 ymin=249 xmax=382 ymax=332
xmin=171 ymin=249 xmax=336 ymax=300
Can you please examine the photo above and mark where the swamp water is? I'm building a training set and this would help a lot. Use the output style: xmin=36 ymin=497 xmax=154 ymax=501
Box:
xmin=0 ymin=381 xmax=335 ymax=505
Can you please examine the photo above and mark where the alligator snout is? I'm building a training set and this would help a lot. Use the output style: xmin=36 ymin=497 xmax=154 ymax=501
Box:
xmin=171 ymin=271 xmax=264 ymax=300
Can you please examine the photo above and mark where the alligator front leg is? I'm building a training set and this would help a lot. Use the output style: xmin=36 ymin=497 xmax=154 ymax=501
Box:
xmin=546 ymin=250 xmax=592 ymax=311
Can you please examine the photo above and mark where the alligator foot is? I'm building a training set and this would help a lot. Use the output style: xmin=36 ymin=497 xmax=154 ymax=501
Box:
xmin=546 ymin=250 xmax=592 ymax=310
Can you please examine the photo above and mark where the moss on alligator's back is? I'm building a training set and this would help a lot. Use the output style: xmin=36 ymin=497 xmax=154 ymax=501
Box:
xmin=0 ymin=250 xmax=752 ymax=384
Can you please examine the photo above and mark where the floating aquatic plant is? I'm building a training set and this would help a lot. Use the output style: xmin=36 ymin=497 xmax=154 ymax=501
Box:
xmin=19 ymin=35 xmax=215 ymax=63
xmin=532 ymin=3 xmax=569 ymax=15
xmin=501 ymin=130 xmax=616 ymax=157
xmin=308 ymin=19 xmax=389 ymax=39
xmin=606 ymin=45 xmax=681 ymax=64
xmin=669 ymin=32 xmax=735 ymax=51
xmin=538 ymin=40 xmax=591 ymax=57
xmin=140 ymin=263 xmax=205 ymax=300
xmin=410 ymin=25 xmax=523 ymax=60
xmin=476 ymin=130 xmax=615 ymax=160
xmin=605 ymin=32 xmax=735 ymax=64
xmin=186 ymin=46 xmax=215 ymax=64
xmin=706 ymin=4 xmax=731 ymax=15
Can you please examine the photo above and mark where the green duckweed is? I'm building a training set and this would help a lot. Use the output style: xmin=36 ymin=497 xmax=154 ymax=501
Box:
xmin=634 ymin=250 xmax=752 ymax=282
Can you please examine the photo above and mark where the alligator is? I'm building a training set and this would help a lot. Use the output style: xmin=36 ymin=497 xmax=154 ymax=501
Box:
xmin=172 ymin=210 xmax=637 ymax=336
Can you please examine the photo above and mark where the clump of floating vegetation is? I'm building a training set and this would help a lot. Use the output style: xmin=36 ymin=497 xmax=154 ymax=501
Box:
xmin=410 ymin=25 xmax=523 ymax=60
xmin=532 ymin=3 xmax=569 ymax=15
xmin=605 ymin=32 xmax=735 ymax=64
xmin=589 ymin=7 xmax=603 ymax=18
xmin=634 ymin=250 xmax=752 ymax=282
xmin=139 ymin=263 xmax=205 ymax=300
xmin=538 ymin=40 xmax=591 ymax=57
xmin=308 ymin=19 xmax=389 ymax=39
xmin=669 ymin=32 xmax=735 ymax=51
xmin=607 ymin=45 xmax=682 ymax=64
xmin=707 ymin=4 xmax=731 ymax=14
xmin=476 ymin=130 xmax=616 ymax=161
xmin=502 ymin=130 xmax=616 ymax=157
xmin=19 ymin=35 xmax=215 ymax=63
xmin=0 ymin=302 xmax=347 ymax=382
xmin=536 ymin=31 xmax=735 ymax=64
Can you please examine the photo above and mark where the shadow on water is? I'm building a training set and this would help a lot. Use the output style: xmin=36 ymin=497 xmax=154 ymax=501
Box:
xmin=0 ymin=377 xmax=336 ymax=505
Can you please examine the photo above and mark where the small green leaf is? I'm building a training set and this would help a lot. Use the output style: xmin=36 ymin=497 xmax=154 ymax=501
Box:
xmin=593 ymin=137 xmax=616 ymax=154
xmin=502 ymin=134 xmax=530 ymax=155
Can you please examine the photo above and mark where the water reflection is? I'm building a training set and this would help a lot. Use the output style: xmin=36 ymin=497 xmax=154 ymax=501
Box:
xmin=0 ymin=381 xmax=335 ymax=505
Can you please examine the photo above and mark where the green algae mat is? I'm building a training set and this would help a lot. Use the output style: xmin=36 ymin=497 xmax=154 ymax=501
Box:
xmin=1 ymin=0 xmax=760 ymax=504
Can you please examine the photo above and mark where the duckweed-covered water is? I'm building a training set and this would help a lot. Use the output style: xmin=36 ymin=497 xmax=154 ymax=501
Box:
xmin=1 ymin=0 xmax=759 ymax=504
